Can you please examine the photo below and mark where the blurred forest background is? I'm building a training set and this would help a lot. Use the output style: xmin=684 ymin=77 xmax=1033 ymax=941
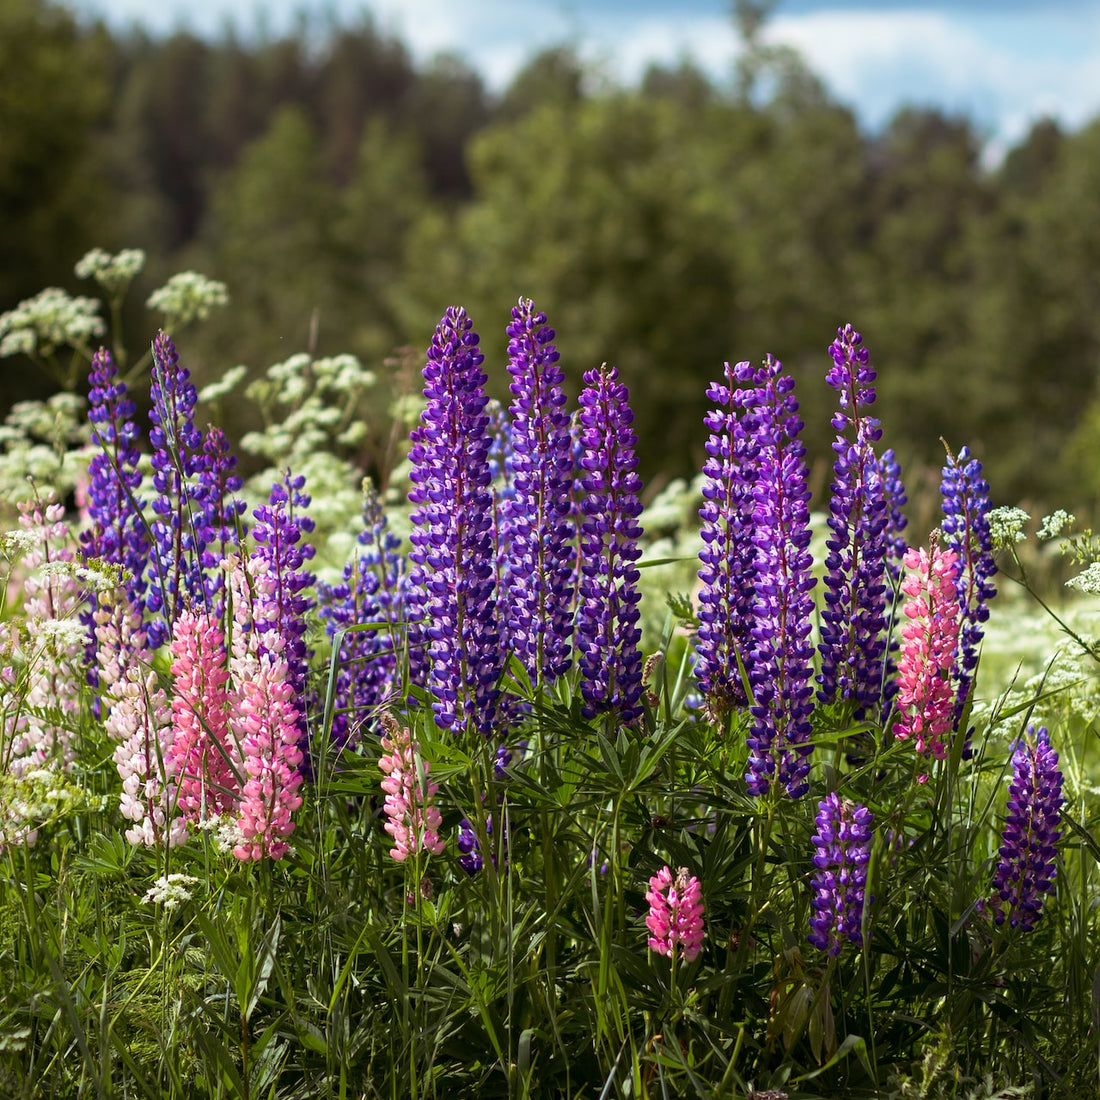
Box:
xmin=5 ymin=0 xmax=1100 ymax=514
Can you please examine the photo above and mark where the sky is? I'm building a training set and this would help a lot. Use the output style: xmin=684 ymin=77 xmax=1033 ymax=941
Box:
xmin=67 ymin=0 xmax=1100 ymax=161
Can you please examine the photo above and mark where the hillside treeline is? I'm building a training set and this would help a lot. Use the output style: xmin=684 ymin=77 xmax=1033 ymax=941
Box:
xmin=6 ymin=0 xmax=1100 ymax=509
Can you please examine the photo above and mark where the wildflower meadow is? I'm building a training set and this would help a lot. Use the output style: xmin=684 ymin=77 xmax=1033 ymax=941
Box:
xmin=3 ymin=250 xmax=1100 ymax=1099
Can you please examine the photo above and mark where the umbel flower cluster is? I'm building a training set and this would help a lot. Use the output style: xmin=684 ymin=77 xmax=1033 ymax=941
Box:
xmin=0 ymin=302 xmax=1065 ymax=961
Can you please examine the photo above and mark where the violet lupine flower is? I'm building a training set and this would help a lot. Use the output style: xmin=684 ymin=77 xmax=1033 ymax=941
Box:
xmin=407 ymin=307 xmax=501 ymax=737
xmin=81 ymin=347 xmax=149 ymax=607
xmin=877 ymin=447 xmax=909 ymax=719
xmin=168 ymin=610 xmax=239 ymax=821
xmin=645 ymin=865 xmax=705 ymax=963
xmin=498 ymin=299 xmax=576 ymax=688
xmin=249 ymin=472 xmax=316 ymax=725
xmin=818 ymin=325 xmax=893 ymax=718
xmin=695 ymin=360 xmax=769 ymax=714
xmin=226 ymin=556 xmax=304 ymax=861
xmin=145 ymin=332 xmax=215 ymax=647
xmin=893 ymin=542 xmax=961 ymax=759
xmin=574 ymin=364 xmax=645 ymax=726
xmin=745 ymin=357 xmax=817 ymax=799
xmin=989 ymin=724 xmax=1063 ymax=932
xmin=940 ymin=447 xmax=997 ymax=724
xmin=378 ymin=722 xmax=445 ymax=862
xmin=317 ymin=484 xmax=404 ymax=746
xmin=808 ymin=792 xmax=874 ymax=955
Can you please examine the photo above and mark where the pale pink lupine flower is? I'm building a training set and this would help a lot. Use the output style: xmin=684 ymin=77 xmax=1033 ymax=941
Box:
xmin=893 ymin=542 xmax=961 ymax=759
xmin=646 ymin=865 xmax=705 ymax=962
xmin=169 ymin=610 xmax=239 ymax=820
xmin=7 ymin=495 xmax=85 ymax=779
xmin=226 ymin=557 xmax=303 ymax=861
xmin=95 ymin=585 xmax=187 ymax=848
xmin=378 ymin=719 xmax=445 ymax=862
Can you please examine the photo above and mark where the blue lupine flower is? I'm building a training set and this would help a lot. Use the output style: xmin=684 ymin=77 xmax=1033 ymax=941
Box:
xmin=990 ymin=724 xmax=1063 ymax=932
xmin=574 ymin=364 xmax=645 ymax=726
xmin=808 ymin=792 xmax=874 ymax=955
xmin=498 ymin=298 xmax=575 ymax=688
xmin=407 ymin=307 xmax=501 ymax=737
xmin=745 ymin=356 xmax=817 ymax=799
xmin=818 ymin=325 xmax=894 ymax=718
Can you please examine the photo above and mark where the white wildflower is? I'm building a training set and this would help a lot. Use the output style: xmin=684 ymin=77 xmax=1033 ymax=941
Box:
xmin=198 ymin=364 xmax=248 ymax=404
xmin=987 ymin=506 xmax=1031 ymax=550
xmin=75 ymin=248 xmax=145 ymax=297
xmin=1038 ymin=510 xmax=1075 ymax=540
xmin=142 ymin=874 xmax=199 ymax=910
xmin=1066 ymin=563 xmax=1100 ymax=595
xmin=0 ymin=287 xmax=105 ymax=357
xmin=146 ymin=271 xmax=229 ymax=327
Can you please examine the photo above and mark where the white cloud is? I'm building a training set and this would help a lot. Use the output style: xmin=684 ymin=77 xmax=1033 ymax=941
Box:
xmin=765 ymin=7 xmax=1100 ymax=150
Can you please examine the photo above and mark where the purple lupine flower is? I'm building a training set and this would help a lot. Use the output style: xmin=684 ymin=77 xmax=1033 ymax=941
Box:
xmin=497 ymin=298 xmax=575 ymax=688
xmin=989 ymin=724 xmax=1063 ymax=932
xmin=145 ymin=332 xmax=215 ymax=647
xmin=457 ymin=817 xmax=483 ymax=875
xmin=808 ymin=792 xmax=874 ymax=955
xmin=249 ymin=472 xmax=316 ymax=726
xmin=876 ymin=447 xmax=909 ymax=719
xmin=407 ymin=307 xmax=501 ymax=737
xmin=81 ymin=347 xmax=149 ymax=605
xmin=197 ymin=426 xmax=246 ymax=585
xmin=818 ymin=325 xmax=893 ymax=718
xmin=317 ymin=483 xmax=404 ymax=746
xmin=745 ymin=356 xmax=817 ymax=799
xmin=574 ymin=364 xmax=645 ymax=727
xmin=695 ymin=359 xmax=769 ymax=714
xmin=940 ymin=446 xmax=997 ymax=725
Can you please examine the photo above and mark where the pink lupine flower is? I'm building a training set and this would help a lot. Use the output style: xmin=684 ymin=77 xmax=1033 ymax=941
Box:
xmin=893 ymin=542 xmax=961 ymax=759
xmin=378 ymin=720 xmax=445 ymax=862
xmin=169 ymin=610 xmax=239 ymax=820
xmin=227 ymin=557 xmax=303 ymax=861
xmin=646 ymin=865 xmax=705 ymax=962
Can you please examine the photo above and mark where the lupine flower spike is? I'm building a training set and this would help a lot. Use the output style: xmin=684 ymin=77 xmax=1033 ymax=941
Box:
xmin=646 ymin=865 xmax=705 ymax=963
xmin=818 ymin=325 xmax=894 ymax=718
xmin=989 ymin=724 xmax=1063 ymax=931
xmin=893 ymin=540 xmax=961 ymax=759
xmin=940 ymin=446 xmax=997 ymax=726
xmin=745 ymin=356 xmax=817 ymax=799
xmin=407 ymin=307 xmax=501 ymax=737
xmin=378 ymin=717 xmax=445 ymax=862
xmin=808 ymin=792 xmax=874 ymax=955
xmin=695 ymin=359 xmax=768 ymax=714
xmin=575 ymin=364 xmax=645 ymax=726
xmin=498 ymin=298 xmax=575 ymax=688
xmin=226 ymin=557 xmax=304 ymax=861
